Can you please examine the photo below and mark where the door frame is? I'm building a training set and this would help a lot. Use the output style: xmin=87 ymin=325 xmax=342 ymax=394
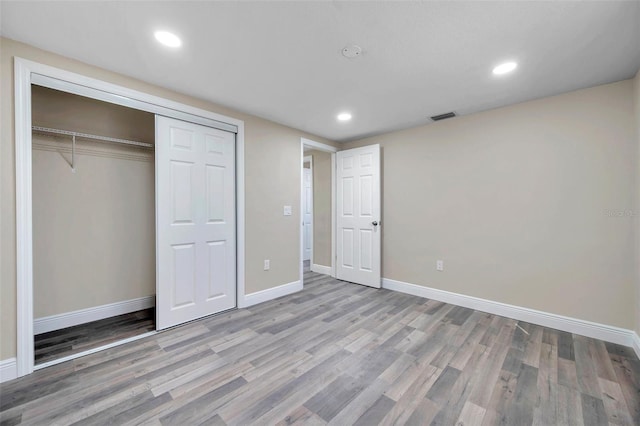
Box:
xmin=303 ymin=155 xmax=313 ymax=262
xmin=14 ymin=57 xmax=246 ymax=378
xmin=299 ymin=138 xmax=337 ymax=284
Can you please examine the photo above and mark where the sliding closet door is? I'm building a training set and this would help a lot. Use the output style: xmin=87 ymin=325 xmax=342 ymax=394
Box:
xmin=156 ymin=116 xmax=236 ymax=330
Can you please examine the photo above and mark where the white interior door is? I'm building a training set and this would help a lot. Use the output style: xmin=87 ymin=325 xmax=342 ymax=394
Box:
xmin=336 ymin=144 xmax=381 ymax=288
xmin=303 ymin=167 xmax=313 ymax=261
xmin=156 ymin=116 xmax=236 ymax=330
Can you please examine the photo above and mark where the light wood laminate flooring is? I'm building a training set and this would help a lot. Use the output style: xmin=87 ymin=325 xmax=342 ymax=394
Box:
xmin=1 ymin=270 xmax=638 ymax=425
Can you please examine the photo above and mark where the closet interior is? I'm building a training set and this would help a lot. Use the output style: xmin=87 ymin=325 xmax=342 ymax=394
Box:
xmin=31 ymin=85 xmax=157 ymax=366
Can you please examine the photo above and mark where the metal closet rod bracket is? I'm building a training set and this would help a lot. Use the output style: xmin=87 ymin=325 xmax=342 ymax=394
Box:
xmin=71 ymin=134 xmax=76 ymax=173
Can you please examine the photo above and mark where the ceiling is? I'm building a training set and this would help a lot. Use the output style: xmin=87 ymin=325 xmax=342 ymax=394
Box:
xmin=2 ymin=1 xmax=639 ymax=142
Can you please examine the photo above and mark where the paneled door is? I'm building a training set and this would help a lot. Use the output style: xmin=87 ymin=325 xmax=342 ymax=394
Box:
xmin=303 ymin=166 xmax=313 ymax=261
xmin=156 ymin=116 xmax=236 ymax=329
xmin=336 ymin=144 xmax=381 ymax=288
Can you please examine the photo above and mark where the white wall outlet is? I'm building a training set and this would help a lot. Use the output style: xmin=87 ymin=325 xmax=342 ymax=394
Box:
xmin=436 ymin=260 xmax=444 ymax=271
xmin=264 ymin=259 xmax=270 ymax=271
xmin=283 ymin=205 xmax=292 ymax=216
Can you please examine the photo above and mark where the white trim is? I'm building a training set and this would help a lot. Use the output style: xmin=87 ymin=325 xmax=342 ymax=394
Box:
xmin=632 ymin=332 xmax=640 ymax=360
xmin=301 ymin=138 xmax=338 ymax=153
xmin=299 ymin=143 xmax=304 ymax=288
xmin=242 ymin=280 xmax=302 ymax=308
xmin=34 ymin=296 xmax=155 ymax=335
xmin=15 ymin=57 xmax=246 ymax=378
xmin=300 ymin=138 xmax=337 ymax=288
xmin=15 ymin=57 xmax=34 ymax=377
xmin=311 ymin=264 xmax=333 ymax=275
xmin=0 ymin=358 xmax=17 ymax=383
xmin=34 ymin=331 xmax=157 ymax=371
xmin=331 ymin=153 xmax=336 ymax=278
xmin=383 ymin=278 xmax=639 ymax=348
xmin=30 ymin=65 xmax=238 ymax=133
xmin=236 ymin=127 xmax=246 ymax=309
xmin=303 ymin=155 xmax=313 ymax=263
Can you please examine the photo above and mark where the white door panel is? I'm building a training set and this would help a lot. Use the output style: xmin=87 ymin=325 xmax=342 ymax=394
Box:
xmin=336 ymin=144 xmax=380 ymax=288
xmin=157 ymin=116 xmax=236 ymax=330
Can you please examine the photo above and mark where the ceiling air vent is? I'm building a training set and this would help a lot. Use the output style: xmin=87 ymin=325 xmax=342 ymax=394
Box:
xmin=430 ymin=112 xmax=456 ymax=121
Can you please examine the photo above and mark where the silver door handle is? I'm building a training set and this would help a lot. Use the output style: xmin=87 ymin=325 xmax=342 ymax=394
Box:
xmin=372 ymin=221 xmax=378 ymax=226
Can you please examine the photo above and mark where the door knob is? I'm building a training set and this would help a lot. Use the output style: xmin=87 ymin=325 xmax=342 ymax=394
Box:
xmin=372 ymin=221 xmax=378 ymax=226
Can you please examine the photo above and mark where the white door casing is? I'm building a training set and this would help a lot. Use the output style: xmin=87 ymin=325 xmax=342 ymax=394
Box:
xmin=156 ymin=116 xmax=236 ymax=329
xmin=336 ymin=144 xmax=381 ymax=288
xmin=303 ymin=165 xmax=313 ymax=261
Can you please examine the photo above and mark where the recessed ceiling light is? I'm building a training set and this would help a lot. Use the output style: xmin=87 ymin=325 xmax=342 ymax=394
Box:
xmin=493 ymin=61 xmax=518 ymax=75
xmin=154 ymin=30 xmax=182 ymax=48
xmin=337 ymin=112 xmax=352 ymax=121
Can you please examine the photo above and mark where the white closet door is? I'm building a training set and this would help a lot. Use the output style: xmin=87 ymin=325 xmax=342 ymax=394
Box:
xmin=156 ymin=116 xmax=236 ymax=330
xmin=336 ymin=144 xmax=381 ymax=288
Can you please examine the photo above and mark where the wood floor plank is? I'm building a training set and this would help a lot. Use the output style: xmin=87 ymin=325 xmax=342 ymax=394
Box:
xmin=609 ymin=353 xmax=640 ymax=424
xmin=159 ymin=377 xmax=246 ymax=425
xmin=557 ymin=330 xmax=575 ymax=361
xmin=574 ymin=335 xmax=605 ymax=399
xmin=481 ymin=370 xmax=518 ymax=425
xmin=456 ymin=402 xmax=487 ymax=426
xmin=381 ymin=364 xmax=441 ymax=424
xmin=352 ymin=394 xmax=395 ymax=426
xmin=468 ymin=323 xmax=515 ymax=410
xmin=598 ymin=377 xmax=634 ymax=425
xmin=2 ymin=267 xmax=638 ymax=425
xmin=405 ymin=397 xmax=440 ymax=426
xmin=533 ymin=341 xmax=558 ymax=425
xmin=557 ymin=383 xmax=584 ymax=426
xmin=303 ymin=375 xmax=367 ymax=422
xmin=275 ymin=406 xmax=325 ymax=426
xmin=430 ymin=343 xmax=488 ymax=425
xmin=558 ymin=357 xmax=580 ymax=389
xmin=500 ymin=363 xmax=539 ymax=426
xmin=581 ymin=392 xmax=608 ymax=426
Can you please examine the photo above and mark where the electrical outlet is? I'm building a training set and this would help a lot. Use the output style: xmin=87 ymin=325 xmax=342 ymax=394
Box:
xmin=436 ymin=260 xmax=444 ymax=271
xmin=283 ymin=205 xmax=292 ymax=216
xmin=264 ymin=259 xmax=270 ymax=271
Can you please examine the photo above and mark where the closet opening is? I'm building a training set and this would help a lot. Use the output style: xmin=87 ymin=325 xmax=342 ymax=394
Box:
xmin=31 ymin=85 xmax=157 ymax=366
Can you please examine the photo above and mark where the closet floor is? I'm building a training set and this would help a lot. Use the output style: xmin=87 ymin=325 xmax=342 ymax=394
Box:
xmin=34 ymin=308 xmax=155 ymax=365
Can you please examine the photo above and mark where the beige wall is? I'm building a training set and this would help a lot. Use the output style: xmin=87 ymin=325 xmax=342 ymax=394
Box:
xmin=32 ymin=87 xmax=155 ymax=318
xmin=634 ymin=69 xmax=640 ymax=336
xmin=306 ymin=150 xmax=332 ymax=267
xmin=32 ymin=86 xmax=155 ymax=143
xmin=344 ymin=80 xmax=637 ymax=329
xmin=0 ymin=37 xmax=337 ymax=361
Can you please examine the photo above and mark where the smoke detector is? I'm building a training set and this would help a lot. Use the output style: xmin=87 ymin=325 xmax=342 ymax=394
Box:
xmin=342 ymin=45 xmax=362 ymax=59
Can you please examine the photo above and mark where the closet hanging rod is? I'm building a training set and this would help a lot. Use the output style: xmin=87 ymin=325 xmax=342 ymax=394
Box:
xmin=32 ymin=126 xmax=154 ymax=149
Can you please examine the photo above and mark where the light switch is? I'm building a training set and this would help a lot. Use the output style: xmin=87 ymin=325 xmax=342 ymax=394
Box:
xmin=283 ymin=205 xmax=292 ymax=216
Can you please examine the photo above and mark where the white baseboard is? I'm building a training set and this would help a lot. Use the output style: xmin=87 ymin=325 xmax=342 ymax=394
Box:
xmin=242 ymin=280 xmax=302 ymax=308
xmin=632 ymin=332 xmax=640 ymax=360
xmin=0 ymin=358 xmax=17 ymax=383
xmin=382 ymin=278 xmax=638 ymax=351
xmin=34 ymin=295 xmax=155 ymax=335
xmin=311 ymin=264 xmax=332 ymax=275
